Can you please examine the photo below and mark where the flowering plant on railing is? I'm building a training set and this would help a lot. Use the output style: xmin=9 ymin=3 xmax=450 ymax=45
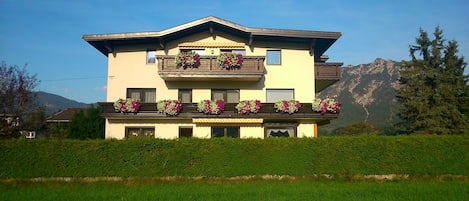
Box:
xmin=274 ymin=100 xmax=301 ymax=114
xmin=175 ymin=51 xmax=201 ymax=69
xmin=113 ymin=98 xmax=140 ymax=113
xmin=217 ymin=52 xmax=243 ymax=69
xmin=312 ymin=96 xmax=340 ymax=115
xmin=235 ymin=100 xmax=262 ymax=114
xmin=197 ymin=100 xmax=225 ymax=114
xmin=157 ymin=99 xmax=182 ymax=116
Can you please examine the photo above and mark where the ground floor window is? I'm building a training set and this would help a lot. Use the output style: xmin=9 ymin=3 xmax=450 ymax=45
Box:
xmin=211 ymin=126 xmax=240 ymax=138
xmin=264 ymin=123 xmax=297 ymax=138
xmin=179 ymin=126 xmax=193 ymax=138
xmin=125 ymin=127 xmax=155 ymax=138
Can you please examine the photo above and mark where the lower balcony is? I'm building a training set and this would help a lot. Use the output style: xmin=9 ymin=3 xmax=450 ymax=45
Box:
xmin=98 ymin=102 xmax=338 ymax=125
xmin=157 ymin=55 xmax=265 ymax=81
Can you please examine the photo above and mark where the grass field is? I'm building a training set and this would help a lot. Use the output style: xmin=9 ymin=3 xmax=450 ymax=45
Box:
xmin=1 ymin=178 xmax=468 ymax=201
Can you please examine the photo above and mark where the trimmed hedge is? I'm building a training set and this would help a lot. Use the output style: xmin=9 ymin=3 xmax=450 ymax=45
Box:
xmin=0 ymin=135 xmax=468 ymax=178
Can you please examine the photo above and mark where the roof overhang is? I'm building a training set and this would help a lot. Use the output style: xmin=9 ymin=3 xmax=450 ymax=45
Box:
xmin=82 ymin=16 xmax=341 ymax=60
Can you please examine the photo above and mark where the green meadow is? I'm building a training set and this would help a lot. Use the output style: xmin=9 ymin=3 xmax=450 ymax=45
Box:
xmin=1 ymin=178 xmax=468 ymax=201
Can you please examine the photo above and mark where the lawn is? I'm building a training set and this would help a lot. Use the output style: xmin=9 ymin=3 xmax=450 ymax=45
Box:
xmin=1 ymin=178 xmax=468 ymax=201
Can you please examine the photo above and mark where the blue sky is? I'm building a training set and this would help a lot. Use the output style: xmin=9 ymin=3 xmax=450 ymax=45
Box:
xmin=1 ymin=0 xmax=468 ymax=103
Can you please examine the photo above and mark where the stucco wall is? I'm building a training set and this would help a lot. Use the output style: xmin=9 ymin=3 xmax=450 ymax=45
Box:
xmin=104 ymin=31 xmax=318 ymax=139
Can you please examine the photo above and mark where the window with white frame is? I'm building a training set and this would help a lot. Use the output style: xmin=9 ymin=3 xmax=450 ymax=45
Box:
xmin=266 ymin=89 xmax=294 ymax=102
xmin=127 ymin=88 xmax=156 ymax=102
xmin=266 ymin=50 xmax=281 ymax=65
xmin=181 ymin=49 xmax=205 ymax=55
xmin=221 ymin=49 xmax=246 ymax=55
xmin=264 ymin=123 xmax=297 ymax=138
xmin=125 ymin=127 xmax=155 ymax=138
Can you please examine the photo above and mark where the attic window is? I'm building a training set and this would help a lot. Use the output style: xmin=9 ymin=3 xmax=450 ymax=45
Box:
xmin=221 ymin=49 xmax=246 ymax=56
xmin=181 ymin=49 xmax=205 ymax=56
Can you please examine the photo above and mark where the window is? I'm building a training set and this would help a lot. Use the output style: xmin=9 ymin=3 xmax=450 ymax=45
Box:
xmin=147 ymin=50 xmax=156 ymax=64
xmin=178 ymin=89 xmax=192 ymax=103
xmin=126 ymin=127 xmax=155 ymax=138
xmin=127 ymin=88 xmax=156 ymax=102
xmin=211 ymin=89 xmax=239 ymax=103
xmin=182 ymin=49 xmax=205 ymax=55
xmin=267 ymin=50 xmax=281 ymax=65
xmin=211 ymin=126 xmax=240 ymax=138
xmin=179 ymin=127 xmax=193 ymax=138
xmin=264 ymin=123 xmax=297 ymax=138
xmin=266 ymin=89 xmax=294 ymax=102
xmin=221 ymin=49 xmax=246 ymax=56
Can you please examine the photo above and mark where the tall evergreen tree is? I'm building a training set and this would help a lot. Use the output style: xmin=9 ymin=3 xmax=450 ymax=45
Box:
xmin=396 ymin=27 xmax=469 ymax=134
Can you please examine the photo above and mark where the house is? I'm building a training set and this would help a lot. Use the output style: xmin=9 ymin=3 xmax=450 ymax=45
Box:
xmin=2 ymin=114 xmax=37 ymax=139
xmin=46 ymin=108 xmax=88 ymax=125
xmin=82 ymin=16 xmax=342 ymax=139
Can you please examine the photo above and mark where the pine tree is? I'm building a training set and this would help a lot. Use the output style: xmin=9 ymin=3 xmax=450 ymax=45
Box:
xmin=396 ymin=27 xmax=469 ymax=134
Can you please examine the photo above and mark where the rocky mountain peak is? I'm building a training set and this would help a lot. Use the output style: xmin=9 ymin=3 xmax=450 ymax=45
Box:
xmin=317 ymin=59 xmax=402 ymax=134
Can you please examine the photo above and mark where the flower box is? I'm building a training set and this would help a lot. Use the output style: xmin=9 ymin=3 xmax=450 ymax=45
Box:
xmin=197 ymin=100 xmax=225 ymax=114
xmin=312 ymin=96 xmax=340 ymax=115
xmin=217 ymin=53 xmax=243 ymax=69
xmin=175 ymin=51 xmax=201 ymax=69
xmin=157 ymin=100 xmax=182 ymax=116
xmin=235 ymin=100 xmax=262 ymax=114
xmin=113 ymin=98 xmax=140 ymax=113
xmin=274 ymin=100 xmax=301 ymax=114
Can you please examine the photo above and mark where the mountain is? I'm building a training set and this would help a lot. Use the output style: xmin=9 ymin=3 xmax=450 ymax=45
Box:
xmin=35 ymin=91 xmax=90 ymax=115
xmin=317 ymin=58 xmax=402 ymax=135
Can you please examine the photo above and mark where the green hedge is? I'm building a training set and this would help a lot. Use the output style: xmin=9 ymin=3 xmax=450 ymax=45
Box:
xmin=1 ymin=135 xmax=468 ymax=178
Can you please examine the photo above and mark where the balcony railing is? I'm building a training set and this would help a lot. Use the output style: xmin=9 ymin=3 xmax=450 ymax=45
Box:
xmin=315 ymin=63 xmax=342 ymax=80
xmin=99 ymin=102 xmax=338 ymax=122
xmin=157 ymin=55 xmax=265 ymax=81
xmin=315 ymin=62 xmax=342 ymax=92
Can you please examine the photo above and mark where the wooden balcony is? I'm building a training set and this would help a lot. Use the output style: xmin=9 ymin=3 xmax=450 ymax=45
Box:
xmin=157 ymin=55 xmax=265 ymax=81
xmin=315 ymin=62 xmax=342 ymax=93
xmin=98 ymin=102 xmax=338 ymax=124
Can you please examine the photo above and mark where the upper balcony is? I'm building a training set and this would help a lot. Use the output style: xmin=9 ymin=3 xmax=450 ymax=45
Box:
xmin=315 ymin=62 xmax=342 ymax=92
xmin=157 ymin=55 xmax=266 ymax=81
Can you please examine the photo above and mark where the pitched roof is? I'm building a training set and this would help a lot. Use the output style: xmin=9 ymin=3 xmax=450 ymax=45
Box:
xmin=82 ymin=16 xmax=341 ymax=60
xmin=46 ymin=108 xmax=87 ymax=123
